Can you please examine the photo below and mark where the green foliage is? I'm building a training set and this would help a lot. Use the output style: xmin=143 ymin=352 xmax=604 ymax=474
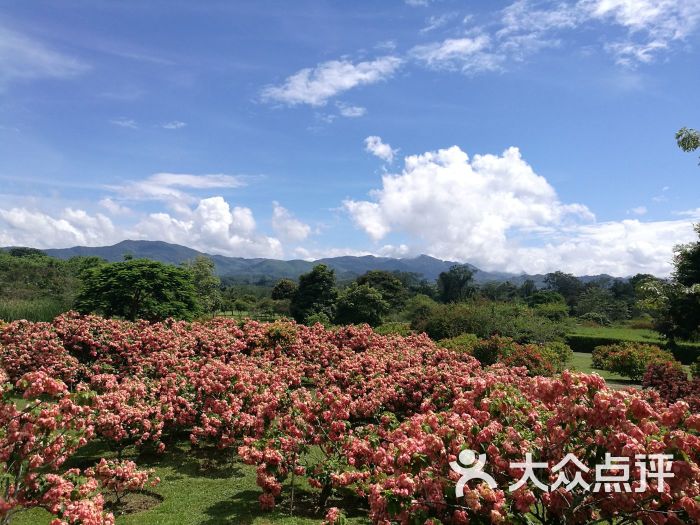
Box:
xmin=579 ymin=311 xmax=612 ymax=326
xmin=182 ymin=256 xmax=222 ymax=315
xmin=75 ymin=258 xmax=199 ymax=321
xmin=0 ymin=298 xmax=72 ymax=322
xmin=437 ymin=265 xmax=476 ymax=303
xmin=289 ymin=264 xmax=337 ymax=324
xmin=270 ymin=278 xmax=298 ymax=300
xmin=543 ymin=271 xmax=583 ymax=307
xmin=0 ymin=251 xmax=104 ymax=321
xmin=541 ymin=341 xmax=573 ymax=370
xmin=373 ymin=322 xmax=413 ymax=337
xmin=471 ymin=336 xmax=516 ymax=365
xmin=592 ymin=342 xmax=676 ymax=381
xmin=575 ymin=286 xmax=630 ymax=321
xmin=414 ymin=300 xmax=567 ymax=344
xmin=305 ymin=311 xmax=332 ymax=327
xmin=533 ymin=301 xmax=569 ymax=322
xmin=676 ymin=126 xmax=700 ymax=162
xmin=356 ymin=270 xmax=407 ymax=309
xmin=334 ymin=283 xmax=389 ymax=327
xmin=652 ymin=224 xmax=700 ymax=342
xmin=438 ymin=333 xmax=479 ymax=353
xmin=400 ymin=294 xmax=439 ymax=322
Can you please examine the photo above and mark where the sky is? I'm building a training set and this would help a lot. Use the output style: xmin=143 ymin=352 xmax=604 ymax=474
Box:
xmin=1 ymin=0 xmax=700 ymax=276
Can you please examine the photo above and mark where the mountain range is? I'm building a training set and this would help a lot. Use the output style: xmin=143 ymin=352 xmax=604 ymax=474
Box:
xmin=33 ymin=240 xmax=615 ymax=285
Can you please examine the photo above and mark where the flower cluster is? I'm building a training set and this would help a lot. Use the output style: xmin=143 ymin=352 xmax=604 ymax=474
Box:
xmin=0 ymin=313 xmax=699 ymax=524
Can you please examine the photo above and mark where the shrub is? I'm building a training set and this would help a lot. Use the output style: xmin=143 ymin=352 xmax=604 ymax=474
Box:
xmin=592 ymin=342 xmax=676 ymax=381
xmin=471 ymin=335 xmax=517 ymax=366
xmin=437 ymin=333 xmax=478 ymax=353
xmin=541 ymin=340 xmax=573 ymax=371
xmin=643 ymin=361 xmax=700 ymax=411
xmin=533 ymin=302 xmax=569 ymax=322
xmin=579 ymin=311 xmax=611 ymax=326
xmin=373 ymin=322 xmax=413 ymax=337
xmin=415 ymin=301 xmax=567 ymax=343
xmin=500 ymin=344 xmax=557 ymax=376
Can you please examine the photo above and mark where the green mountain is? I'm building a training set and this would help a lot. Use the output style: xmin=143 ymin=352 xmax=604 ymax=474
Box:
xmin=36 ymin=240 xmax=616 ymax=285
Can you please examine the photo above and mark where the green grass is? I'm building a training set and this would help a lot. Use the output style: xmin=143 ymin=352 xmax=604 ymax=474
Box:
xmin=567 ymin=351 xmax=641 ymax=388
xmin=11 ymin=441 xmax=369 ymax=525
xmin=567 ymin=325 xmax=663 ymax=343
xmin=0 ymin=298 xmax=72 ymax=323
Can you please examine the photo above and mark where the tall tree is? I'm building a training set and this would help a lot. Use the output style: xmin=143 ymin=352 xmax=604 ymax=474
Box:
xmin=437 ymin=265 xmax=476 ymax=303
xmin=289 ymin=264 xmax=337 ymax=323
xmin=356 ymin=270 xmax=407 ymax=309
xmin=334 ymin=283 xmax=389 ymax=326
xmin=75 ymin=259 xmax=199 ymax=321
xmin=648 ymin=224 xmax=700 ymax=342
xmin=271 ymin=278 xmax=298 ymax=300
xmin=182 ymin=256 xmax=222 ymax=315
xmin=544 ymin=271 xmax=583 ymax=308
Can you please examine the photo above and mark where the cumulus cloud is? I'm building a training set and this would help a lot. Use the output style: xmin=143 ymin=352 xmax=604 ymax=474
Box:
xmin=0 ymin=25 xmax=88 ymax=87
xmin=344 ymin=144 xmax=696 ymax=275
xmin=260 ymin=56 xmax=402 ymax=106
xmin=99 ymin=198 xmax=131 ymax=215
xmin=364 ymin=136 xmax=398 ymax=163
xmin=133 ymin=197 xmax=282 ymax=258
xmin=0 ymin=207 xmax=118 ymax=248
xmin=272 ymin=202 xmax=311 ymax=242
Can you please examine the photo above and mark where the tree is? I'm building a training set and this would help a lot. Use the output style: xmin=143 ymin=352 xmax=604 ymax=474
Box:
xmin=519 ymin=279 xmax=537 ymax=299
xmin=544 ymin=271 xmax=583 ymax=308
xmin=7 ymin=247 xmax=46 ymax=258
xmin=356 ymin=270 xmax=407 ymax=309
xmin=437 ymin=265 xmax=476 ymax=303
xmin=75 ymin=259 xmax=199 ymax=321
xmin=676 ymin=127 xmax=700 ymax=163
xmin=649 ymin=224 xmax=700 ymax=342
xmin=182 ymin=256 xmax=222 ymax=315
xmin=289 ymin=264 xmax=337 ymax=323
xmin=271 ymin=279 xmax=298 ymax=300
xmin=334 ymin=283 xmax=389 ymax=326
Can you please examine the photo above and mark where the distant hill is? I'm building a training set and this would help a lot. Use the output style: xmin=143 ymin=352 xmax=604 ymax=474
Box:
xmin=36 ymin=240 xmax=616 ymax=285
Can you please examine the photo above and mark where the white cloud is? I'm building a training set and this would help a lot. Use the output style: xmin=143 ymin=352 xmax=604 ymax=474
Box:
xmin=272 ymin=202 xmax=311 ymax=242
xmin=99 ymin=198 xmax=131 ymax=215
xmin=260 ymin=56 xmax=402 ymax=106
xmin=110 ymin=117 xmax=138 ymax=129
xmin=0 ymin=207 xmax=117 ymax=248
xmin=344 ymin=144 xmax=697 ymax=275
xmin=161 ymin=120 xmax=187 ymax=129
xmin=133 ymin=197 xmax=282 ymax=258
xmin=336 ymin=102 xmax=367 ymax=118
xmin=108 ymin=172 xmax=246 ymax=206
xmin=364 ymin=136 xmax=398 ymax=163
xmin=410 ymin=34 xmax=503 ymax=73
xmin=628 ymin=206 xmax=648 ymax=216
xmin=0 ymin=25 xmax=88 ymax=86
xmin=405 ymin=0 xmax=433 ymax=6
xmin=420 ymin=13 xmax=459 ymax=33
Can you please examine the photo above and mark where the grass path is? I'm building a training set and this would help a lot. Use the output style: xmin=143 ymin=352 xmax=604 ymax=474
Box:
xmin=12 ymin=441 xmax=369 ymax=525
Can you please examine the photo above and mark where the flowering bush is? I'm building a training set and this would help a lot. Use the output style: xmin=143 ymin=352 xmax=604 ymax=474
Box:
xmin=0 ymin=313 xmax=699 ymax=524
xmin=644 ymin=361 xmax=700 ymax=411
xmin=592 ymin=342 xmax=677 ymax=381
xmin=87 ymin=459 xmax=159 ymax=505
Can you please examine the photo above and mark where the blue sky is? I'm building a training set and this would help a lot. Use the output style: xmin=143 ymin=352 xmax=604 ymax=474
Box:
xmin=1 ymin=0 xmax=699 ymax=275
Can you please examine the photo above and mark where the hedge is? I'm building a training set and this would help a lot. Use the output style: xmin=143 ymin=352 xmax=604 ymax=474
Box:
xmin=565 ymin=334 xmax=700 ymax=364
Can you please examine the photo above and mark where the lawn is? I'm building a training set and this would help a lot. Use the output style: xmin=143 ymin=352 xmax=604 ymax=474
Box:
xmin=568 ymin=351 xmax=641 ymax=388
xmin=12 ymin=441 xmax=369 ymax=525
xmin=567 ymin=325 xmax=664 ymax=344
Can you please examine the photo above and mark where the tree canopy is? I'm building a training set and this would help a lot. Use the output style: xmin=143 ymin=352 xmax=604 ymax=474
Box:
xmin=289 ymin=264 xmax=337 ymax=323
xmin=437 ymin=265 xmax=476 ymax=303
xmin=75 ymin=258 xmax=199 ymax=321
xmin=676 ymin=127 xmax=700 ymax=163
